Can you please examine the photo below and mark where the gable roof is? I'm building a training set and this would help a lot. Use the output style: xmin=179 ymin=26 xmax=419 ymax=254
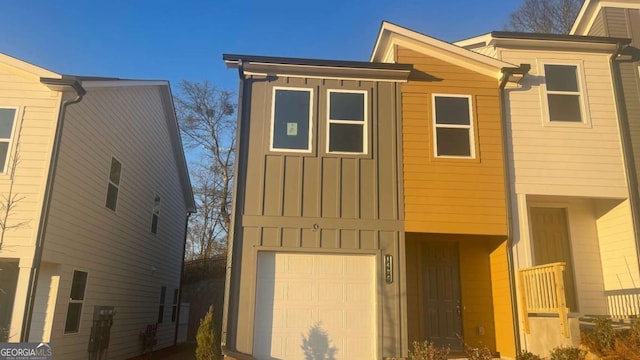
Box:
xmin=0 ymin=52 xmax=61 ymax=79
xmin=370 ymin=21 xmax=519 ymax=80
xmin=3 ymin=52 xmax=195 ymax=213
xmin=571 ymin=0 xmax=640 ymax=35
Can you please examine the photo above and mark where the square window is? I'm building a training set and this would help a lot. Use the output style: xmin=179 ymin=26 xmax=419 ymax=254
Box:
xmin=0 ymin=108 xmax=17 ymax=173
xmin=271 ymin=88 xmax=312 ymax=151
xmin=543 ymin=64 xmax=583 ymax=123
xmin=433 ymin=95 xmax=474 ymax=158
xmin=327 ymin=90 xmax=367 ymax=154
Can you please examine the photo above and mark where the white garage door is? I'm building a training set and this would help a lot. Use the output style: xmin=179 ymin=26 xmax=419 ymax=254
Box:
xmin=253 ymin=252 xmax=377 ymax=360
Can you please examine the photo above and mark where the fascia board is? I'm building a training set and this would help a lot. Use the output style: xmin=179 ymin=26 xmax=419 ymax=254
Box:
xmin=571 ymin=0 xmax=640 ymax=35
xmin=0 ymin=52 xmax=61 ymax=79
xmin=371 ymin=22 xmax=517 ymax=79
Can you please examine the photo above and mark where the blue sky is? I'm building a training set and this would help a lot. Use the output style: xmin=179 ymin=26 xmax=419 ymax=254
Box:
xmin=1 ymin=0 xmax=517 ymax=92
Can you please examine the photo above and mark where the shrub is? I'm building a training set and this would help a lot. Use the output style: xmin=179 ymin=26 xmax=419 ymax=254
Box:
xmin=196 ymin=305 xmax=220 ymax=360
xmin=549 ymin=346 xmax=586 ymax=360
xmin=517 ymin=350 xmax=542 ymax=360
xmin=463 ymin=342 xmax=493 ymax=360
xmin=408 ymin=340 xmax=449 ymax=360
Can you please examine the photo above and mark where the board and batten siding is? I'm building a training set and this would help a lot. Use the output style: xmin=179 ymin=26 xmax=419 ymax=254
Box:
xmin=397 ymin=47 xmax=507 ymax=236
xmin=230 ymin=75 xmax=405 ymax=356
xmin=41 ymin=85 xmax=188 ymax=359
xmin=501 ymin=49 xmax=628 ymax=198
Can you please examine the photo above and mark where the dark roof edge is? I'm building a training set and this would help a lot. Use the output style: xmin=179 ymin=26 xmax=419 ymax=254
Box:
xmin=490 ymin=31 xmax=631 ymax=45
xmin=222 ymin=53 xmax=413 ymax=71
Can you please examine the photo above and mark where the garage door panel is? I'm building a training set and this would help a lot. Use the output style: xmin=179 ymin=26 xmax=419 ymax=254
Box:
xmin=254 ymin=253 xmax=377 ymax=360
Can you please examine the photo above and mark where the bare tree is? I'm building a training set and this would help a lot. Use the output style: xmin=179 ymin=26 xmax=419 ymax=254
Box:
xmin=0 ymin=139 xmax=28 ymax=250
xmin=506 ymin=0 xmax=584 ymax=34
xmin=176 ymin=80 xmax=236 ymax=260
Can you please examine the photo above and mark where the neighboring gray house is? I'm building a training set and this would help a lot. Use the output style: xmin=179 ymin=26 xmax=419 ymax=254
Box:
xmin=0 ymin=53 xmax=194 ymax=359
xmin=221 ymin=54 xmax=411 ymax=360
xmin=572 ymin=1 xmax=640 ymax=281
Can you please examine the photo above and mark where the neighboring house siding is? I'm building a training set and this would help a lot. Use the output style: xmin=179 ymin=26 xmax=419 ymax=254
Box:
xmin=0 ymin=64 xmax=60 ymax=256
xmin=0 ymin=63 xmax=61 ymax=341
xmin=596 ymin=199 xmax=639 ymax=290
xmin=397 ymin=47 xmax=507 ymax=235
xmin=587 ymin=9 xmax=606 ymax=36
xmin=600 ymin=7 xmax=640 ymax=230
xmin=501 ymin=49 xmax=627 ymax=198
xmin=232 ymin=76 xmax=404 ymax=356
xmin=42 ymin=86 xmax=187 ymax=359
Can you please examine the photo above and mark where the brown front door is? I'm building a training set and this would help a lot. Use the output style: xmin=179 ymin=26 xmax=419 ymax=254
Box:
xmin=530 ymin=207 xmax=578 ymax=311
xmin=422 ymin=241 xmax=463 ymax=351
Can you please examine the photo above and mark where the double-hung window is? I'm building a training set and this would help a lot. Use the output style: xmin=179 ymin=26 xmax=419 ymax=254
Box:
xmin=270 ymin=87 xmax=313 ymax=152
xmin=158 ymin=286 xmax=166 ymax=323
xmin=327 ymin=90 xmax=367 ymax=154
xmin=151 ymin=194 xmax=160 ymax=234
xmin=543 ymin=64 xmax=584 ymax=123
xmin=0 ymin=108 xmax=17 ymax=173
xmin=65 ymin=270 xmax=88 ymax=333
xmin=432 ymin=94 xmax=475 ymax=158
xmin=106 ymin=157 xmax=122 ymax=211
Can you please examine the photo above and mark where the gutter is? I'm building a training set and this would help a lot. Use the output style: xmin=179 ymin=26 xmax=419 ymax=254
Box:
xmin=174 ymin=212 xmax=193 ymax=345
xmin=221 ymin=60 xmax=256 ymax=360
xmin=499 ymin=63 xmax=530 ymax=356
xmin=21 ymin=78 xmax=86 ymax=341
xmin=609 ymin=42 xmax=640 ymax=287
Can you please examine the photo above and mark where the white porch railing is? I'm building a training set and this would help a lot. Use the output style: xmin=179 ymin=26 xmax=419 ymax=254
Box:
xmin=606 ymin=290 xmax=640 ymax=319
xmin=518 ymin=262 xmax=569 ymax=338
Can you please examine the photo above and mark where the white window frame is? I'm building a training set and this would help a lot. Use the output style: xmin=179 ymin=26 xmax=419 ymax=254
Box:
xmin=105 ymin=156 xmax=122 ymax=211
xmin=270 ymin=87 xmax=313 ymax=153
xmin=539 ymin=61 xmax=591 ymax=127
xmin=64 ymin=270 xmax=88 ymax=334
xmin=431 ymin=94 xmax=476 ymax=159
xmin=326 ymin=89 xmax=368 ymax=155
xmin=0 ymin=107 xmax=19 ymax=175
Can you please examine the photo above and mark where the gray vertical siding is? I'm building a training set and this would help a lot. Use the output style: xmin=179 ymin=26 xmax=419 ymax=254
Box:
xmin=230 ymin=75 xmax=405 ymax=356
xmin=587 ymin=9 xmax=606 ymax=36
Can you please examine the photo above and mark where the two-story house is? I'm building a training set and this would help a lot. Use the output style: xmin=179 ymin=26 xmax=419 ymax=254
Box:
xmin=221 ymin=54 xmax=412 ymax=360
xmin=222 ymin=24 xmax=527 ymax=358
xmin=0 ymin=53 xmax=194 ymax=359
xmin=371 ymin=22 xmax=526 ymax=358
xmin=457 ymin=27 xmax=636 ymax=355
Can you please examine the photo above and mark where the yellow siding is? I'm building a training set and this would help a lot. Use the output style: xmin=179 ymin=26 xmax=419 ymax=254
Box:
xmin=490 ymin=241 xmax=516 ymax=358
xmin=398 ymin=47 xmax=507 ymax=235
xmin=459 ymin=237 xmax=497 ymax=352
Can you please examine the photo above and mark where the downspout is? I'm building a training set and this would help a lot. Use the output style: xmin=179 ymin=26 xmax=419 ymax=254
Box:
xmin=21 ymin=78 xmax=86 ymax=341
xmin=609 ymin=42 xmax=640 ymax=282
xmin=174 ymin=211 xmax=193 ymax=345
xmin=221 ymin=60 xmax=255 ymax=360
xmin=499 ymin=64 xmax=530 ymax=356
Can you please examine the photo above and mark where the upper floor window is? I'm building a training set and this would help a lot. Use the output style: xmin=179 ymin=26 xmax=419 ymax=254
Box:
xmin=432 ymin=94 xmax=475 ymax=158
xmin=151 ymin=194 xmax=160 ymax=234
xmin=106 ymin=157 xmax=122 ymax=211
xmin=65 ymin=270 xmax=88 ymax=333
xmin=270 ymin=87 xmax=313 ymax=152
xmin=327 ymin=90 xmax=367 ymax=154
xmin=0 ymin=108 xmax=17 ymax=173
xmin=543 ymin=64 xmax=584 ymax=123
